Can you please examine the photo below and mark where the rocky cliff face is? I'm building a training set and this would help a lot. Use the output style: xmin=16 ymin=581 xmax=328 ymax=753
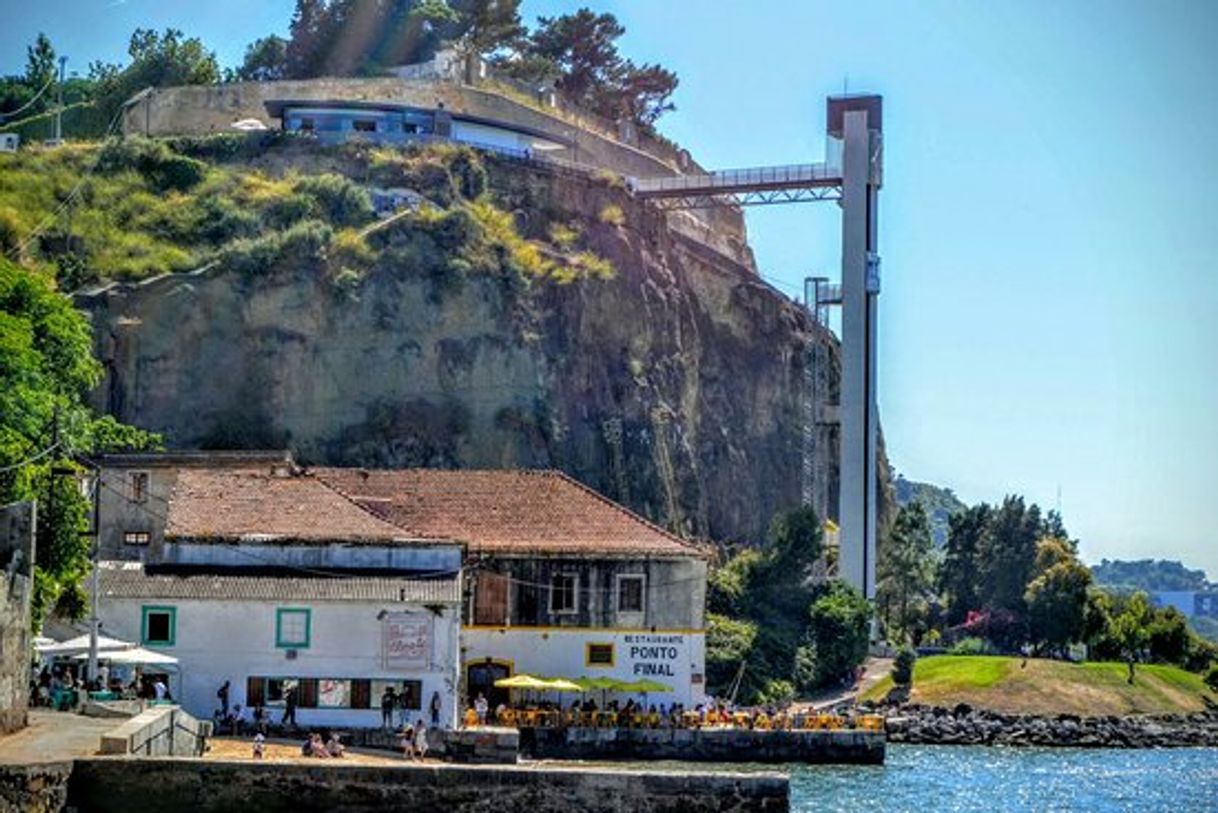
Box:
xmin=81 ymin=153 xmax=853 ymax=544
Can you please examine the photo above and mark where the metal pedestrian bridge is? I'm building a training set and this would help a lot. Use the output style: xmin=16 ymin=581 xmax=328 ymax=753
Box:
xmin=628 ymin=163 xmax=842 ymax=210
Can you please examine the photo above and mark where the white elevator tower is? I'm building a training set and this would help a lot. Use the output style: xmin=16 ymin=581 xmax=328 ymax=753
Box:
xmin=830 ymin=95 xmax=883 ymax=600
xmin=629 ymin=94 xmax=884 ymax=601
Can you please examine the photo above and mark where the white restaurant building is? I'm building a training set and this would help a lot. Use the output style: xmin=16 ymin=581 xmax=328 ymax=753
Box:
xmin=93 ymin=456 xmax=710 ymax=726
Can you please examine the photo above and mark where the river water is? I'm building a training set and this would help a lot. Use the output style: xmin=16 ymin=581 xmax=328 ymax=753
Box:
xmin=791 ymin=744 xmax=1218 ymax=812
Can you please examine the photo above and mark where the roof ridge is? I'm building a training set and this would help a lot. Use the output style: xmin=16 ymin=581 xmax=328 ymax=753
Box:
xmin=543 ymin=469 xmax=707 ymax=557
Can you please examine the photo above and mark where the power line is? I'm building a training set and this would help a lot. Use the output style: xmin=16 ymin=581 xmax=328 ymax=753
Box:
xmin=0 ymin=75 xmax=55 ymax=122
xmin=5 ymin=101 xmax=128 ymax=261
xmin=0 ymin=441 xmax=61 ymax=474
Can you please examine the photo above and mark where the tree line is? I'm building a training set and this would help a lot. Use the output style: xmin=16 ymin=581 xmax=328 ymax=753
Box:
xmin=2 ymin=3 xmax=678 ymax=138
xmin=878 ymin=495 xmax=1217 ymax=682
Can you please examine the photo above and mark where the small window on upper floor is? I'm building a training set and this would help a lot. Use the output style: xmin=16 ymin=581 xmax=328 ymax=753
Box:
xmin=123 ymin=531 xmax=151 ymax=546
xmin=142 ymin=606 xmax=176 ymax=647
xmin=353 ymin=119 xmax=377 ymax=132
xmin=549 ymin=572 xmax=577 ymax=614
xmin=276 ymin=608 xmax=312 ymax=649
xmin=617 ymin=575 xmax=645 ymax=614
xmin=128 ymin=471 xmax=149 ymax=503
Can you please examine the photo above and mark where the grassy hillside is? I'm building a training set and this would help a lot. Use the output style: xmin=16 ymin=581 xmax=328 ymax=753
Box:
xmin=0 ymin=134 xmax=616 ymax=291
xmin=863 ymin=655 xmax=1217 ymax=716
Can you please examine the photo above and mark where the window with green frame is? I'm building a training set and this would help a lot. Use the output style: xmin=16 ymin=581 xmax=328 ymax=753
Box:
xmin=276 ymin=608 xmax=312 ymax=649
xmin=141 ymin=606 xmax=176 ymax=646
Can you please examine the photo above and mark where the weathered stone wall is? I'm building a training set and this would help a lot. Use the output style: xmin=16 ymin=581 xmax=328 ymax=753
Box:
xmin=79 ymin=159 xmax=844 ymax=546
xmin=65 ymin=758 xmax=789 ymax=813
xmin=0 ymin=502 xmax=36 ymax=736
xmin=0 ymin=762 xmax=72 ymax=813
xmin=519 ymin=727 xmax=884 ymax=765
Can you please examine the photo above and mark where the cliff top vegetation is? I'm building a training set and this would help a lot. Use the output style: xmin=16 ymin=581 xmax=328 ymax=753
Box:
xmin=0 ymin=135 xmax=618 ymax=294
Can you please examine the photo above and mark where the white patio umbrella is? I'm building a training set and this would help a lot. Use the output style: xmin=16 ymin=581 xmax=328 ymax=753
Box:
xmin=37 ymin=633 xmax=135 ymax=657
xmin=71 ymin=647 xmax=178 ymax=666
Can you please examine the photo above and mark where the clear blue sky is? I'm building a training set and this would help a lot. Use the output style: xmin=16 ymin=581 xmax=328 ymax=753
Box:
xmin=3 ymin=1 xmax=1216 ymax=576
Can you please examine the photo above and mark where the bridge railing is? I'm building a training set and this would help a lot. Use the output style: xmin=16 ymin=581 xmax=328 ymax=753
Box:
xmin=630 ymin=163 xmax=839 ymax=195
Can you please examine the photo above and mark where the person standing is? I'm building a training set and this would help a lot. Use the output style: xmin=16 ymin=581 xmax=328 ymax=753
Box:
xmin=217 ymin=680 xmax=230 ymax=717
xmin=282 ymin=682 xmax=298 ymax=727
xmin=380 ymin=686 xmax=397 ymax=729
xmin=429 ymin=691 xmax=442 ymax=728
xmin=413 ymin=719 xmax=429 ymax=760
xmin=474 ymin=692 xmax=488 ymax=725
xmin=153 ymin=677 xmax=167 ymax=701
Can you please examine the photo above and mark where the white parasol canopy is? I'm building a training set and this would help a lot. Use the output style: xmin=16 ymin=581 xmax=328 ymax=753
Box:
xmin=36 ymin=633 xmax=135 ymax=657
xmin=70 ymin=647 xmax=178 ymax=666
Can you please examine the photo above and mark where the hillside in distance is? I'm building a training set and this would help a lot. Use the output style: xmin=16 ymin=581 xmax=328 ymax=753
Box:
xmin=893 ymin=474 xmax=968 ymax=547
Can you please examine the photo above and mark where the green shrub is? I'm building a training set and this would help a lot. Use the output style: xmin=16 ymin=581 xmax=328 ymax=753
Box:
xmin=1205 ymin=662 xmax=1218 ymax=694
xmin=191 ymin=197 xmax=261 ymax=244
xmin=756 ymin=679 xmax=795 ymax=708
xmin=265 ymin=194 xmax=314 ymax=230
xmin=96 ymin=138 xmax=207 ymax=192
xmin=948 ymin=637 xmax=988 ymax=656
xmin=294 ymin=173 xmax=375 ymax=228
xmin=216 ymin=219 xmax=332 ymax=277
xmin=448 ymin=148 xmax=487 ymax=199
xmin=893 ymin=646 xmax=916 ymax=686
xmin=599 ymin=204 xmax=626 ymax=226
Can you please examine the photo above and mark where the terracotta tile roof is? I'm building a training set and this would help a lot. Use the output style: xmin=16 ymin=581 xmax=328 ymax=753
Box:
xmin=311 ymin=468 xmax=705 ymax=558
xmin=165 ymin=469 xmax=423 ymax=544
xmin=96 ymin=561 xmax=459 ymax=603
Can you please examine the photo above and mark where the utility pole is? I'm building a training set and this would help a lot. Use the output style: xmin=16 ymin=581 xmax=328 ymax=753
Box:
xmin=53 ymin=57 xmax=67 ymax=144
xmin=85 ymin=463 xmax=101 ymax=686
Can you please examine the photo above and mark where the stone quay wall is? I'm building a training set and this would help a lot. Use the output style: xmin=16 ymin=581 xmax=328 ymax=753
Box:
xmin=0 ymin=762 xmax=73 ymax=813
xmin=65 ymin=757 xmax=790 ymax=813
xmin=0 ymin=502 xmax=36 ymax=736
xmin=519 ymin=727 xmax=885 ymax=765
xmin=885 ymin=703 xmax=1218 ymax=748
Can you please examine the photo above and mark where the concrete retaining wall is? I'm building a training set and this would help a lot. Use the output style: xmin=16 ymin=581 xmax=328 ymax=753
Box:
xmin=66 ymin=757 xmax=789 ymax=813
xmin=99 ymin=706 xmax=209 ymax=757
xmin=519 ymin=727 xmax=884 ymax=765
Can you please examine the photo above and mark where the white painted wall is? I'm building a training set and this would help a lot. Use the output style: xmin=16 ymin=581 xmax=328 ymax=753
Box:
xmin=463 ymin=628 xmax=706 ymax=708
xmin=97 ymin=596 xmax=461 ymax=729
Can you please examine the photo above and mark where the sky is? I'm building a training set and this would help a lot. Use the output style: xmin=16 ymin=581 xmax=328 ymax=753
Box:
xmin=2 ymin=1 xmax=1216 ymax=577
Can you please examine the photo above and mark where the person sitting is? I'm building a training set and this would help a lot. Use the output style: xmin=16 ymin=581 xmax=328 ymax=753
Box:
xmin=326 ymin=733 xmax=345 ymax=758
xmin=308 ymin=732 xmax=330 ymax=758
xmin=463 ymin=706 xmax=479 ymax=728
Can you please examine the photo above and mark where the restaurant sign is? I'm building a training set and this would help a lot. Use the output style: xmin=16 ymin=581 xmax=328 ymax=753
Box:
xmin=381 ymin=612 xmax=433 ymax=669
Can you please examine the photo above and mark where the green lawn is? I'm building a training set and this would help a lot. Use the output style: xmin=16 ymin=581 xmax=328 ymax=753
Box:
xmin=863 ymin=655 xmax=1216 ymax=716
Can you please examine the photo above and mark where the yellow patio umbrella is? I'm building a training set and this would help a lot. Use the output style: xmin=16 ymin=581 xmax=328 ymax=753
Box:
xmin=493 ymin=674 xmax=551 ymax=690
xmin=539 ymin=677 xmax=584 ymax=692
xmin=619 ymin=679 xmax=673 ymax=694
